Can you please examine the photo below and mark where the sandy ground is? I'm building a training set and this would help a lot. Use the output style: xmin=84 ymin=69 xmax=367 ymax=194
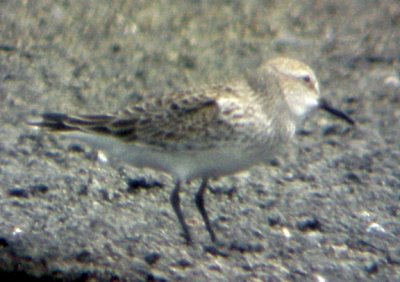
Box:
xmin=0 ymin=1 xmax=399 ymax=281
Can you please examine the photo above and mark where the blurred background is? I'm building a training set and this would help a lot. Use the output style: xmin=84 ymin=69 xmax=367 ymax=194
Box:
xmin=0 ymin=1 xmax=399 ymax=281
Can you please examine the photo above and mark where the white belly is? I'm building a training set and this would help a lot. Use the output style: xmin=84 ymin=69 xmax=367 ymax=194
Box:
xmin=67 ymin=133 xmax=272 ymax=181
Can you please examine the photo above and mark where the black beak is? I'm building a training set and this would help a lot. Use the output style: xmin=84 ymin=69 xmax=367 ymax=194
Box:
xmin=319 ymin=98 xmax=355 ymax=125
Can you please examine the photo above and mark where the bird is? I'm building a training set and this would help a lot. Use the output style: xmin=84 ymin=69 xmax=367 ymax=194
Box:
xmin=28 ymin=57 xmax=355 ymax=244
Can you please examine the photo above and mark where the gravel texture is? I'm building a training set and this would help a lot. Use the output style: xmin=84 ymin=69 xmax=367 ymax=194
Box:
xmin=0 ymin=1 xmax=399 ymax=281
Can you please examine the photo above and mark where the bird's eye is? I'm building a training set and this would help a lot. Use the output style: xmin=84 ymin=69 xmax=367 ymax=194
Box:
xmin=302 ymin=75 xmax=311 ymax=83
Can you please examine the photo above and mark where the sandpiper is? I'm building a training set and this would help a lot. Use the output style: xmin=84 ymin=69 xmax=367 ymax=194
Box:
xmin=29 ymin=57 xmax=354 ymax=244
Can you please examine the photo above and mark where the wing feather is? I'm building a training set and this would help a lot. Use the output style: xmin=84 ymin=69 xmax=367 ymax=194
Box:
xmin=30 ymin=82 xmax=262 ymax=150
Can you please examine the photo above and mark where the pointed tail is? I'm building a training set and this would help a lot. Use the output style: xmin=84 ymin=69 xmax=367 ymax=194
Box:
xmin=27 ymin=113 xmax=115 ymax=133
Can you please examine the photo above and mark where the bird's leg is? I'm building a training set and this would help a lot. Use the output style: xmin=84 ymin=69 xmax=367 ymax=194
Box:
xmin=195 ymin=178 xmax=217 ymax=243
xmin=170 ymin=180 xmax=192 ymax=244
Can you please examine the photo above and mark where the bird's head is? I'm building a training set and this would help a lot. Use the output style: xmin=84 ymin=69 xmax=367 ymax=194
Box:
xmin=261 ymin=57 xmax=354 ymax=125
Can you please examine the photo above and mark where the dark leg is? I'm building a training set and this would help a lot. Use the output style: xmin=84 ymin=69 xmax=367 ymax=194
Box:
xmin=170 ymin=180 xmax=192 ymax=244
xmin=195 ymin=178 xmax=217 ymax=242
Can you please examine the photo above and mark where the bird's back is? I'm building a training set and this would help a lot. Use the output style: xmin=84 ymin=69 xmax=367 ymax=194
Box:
xmin=29 ymin=68 xmax=296 ymax=180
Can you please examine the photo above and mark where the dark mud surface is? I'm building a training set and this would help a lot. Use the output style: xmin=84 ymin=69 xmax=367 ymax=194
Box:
xmin=0 ymin=1 xmax=399 ymax=281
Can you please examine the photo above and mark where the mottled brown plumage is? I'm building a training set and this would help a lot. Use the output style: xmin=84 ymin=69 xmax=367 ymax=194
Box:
xmin=29 ymin=57 xmax=354 ymax=244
